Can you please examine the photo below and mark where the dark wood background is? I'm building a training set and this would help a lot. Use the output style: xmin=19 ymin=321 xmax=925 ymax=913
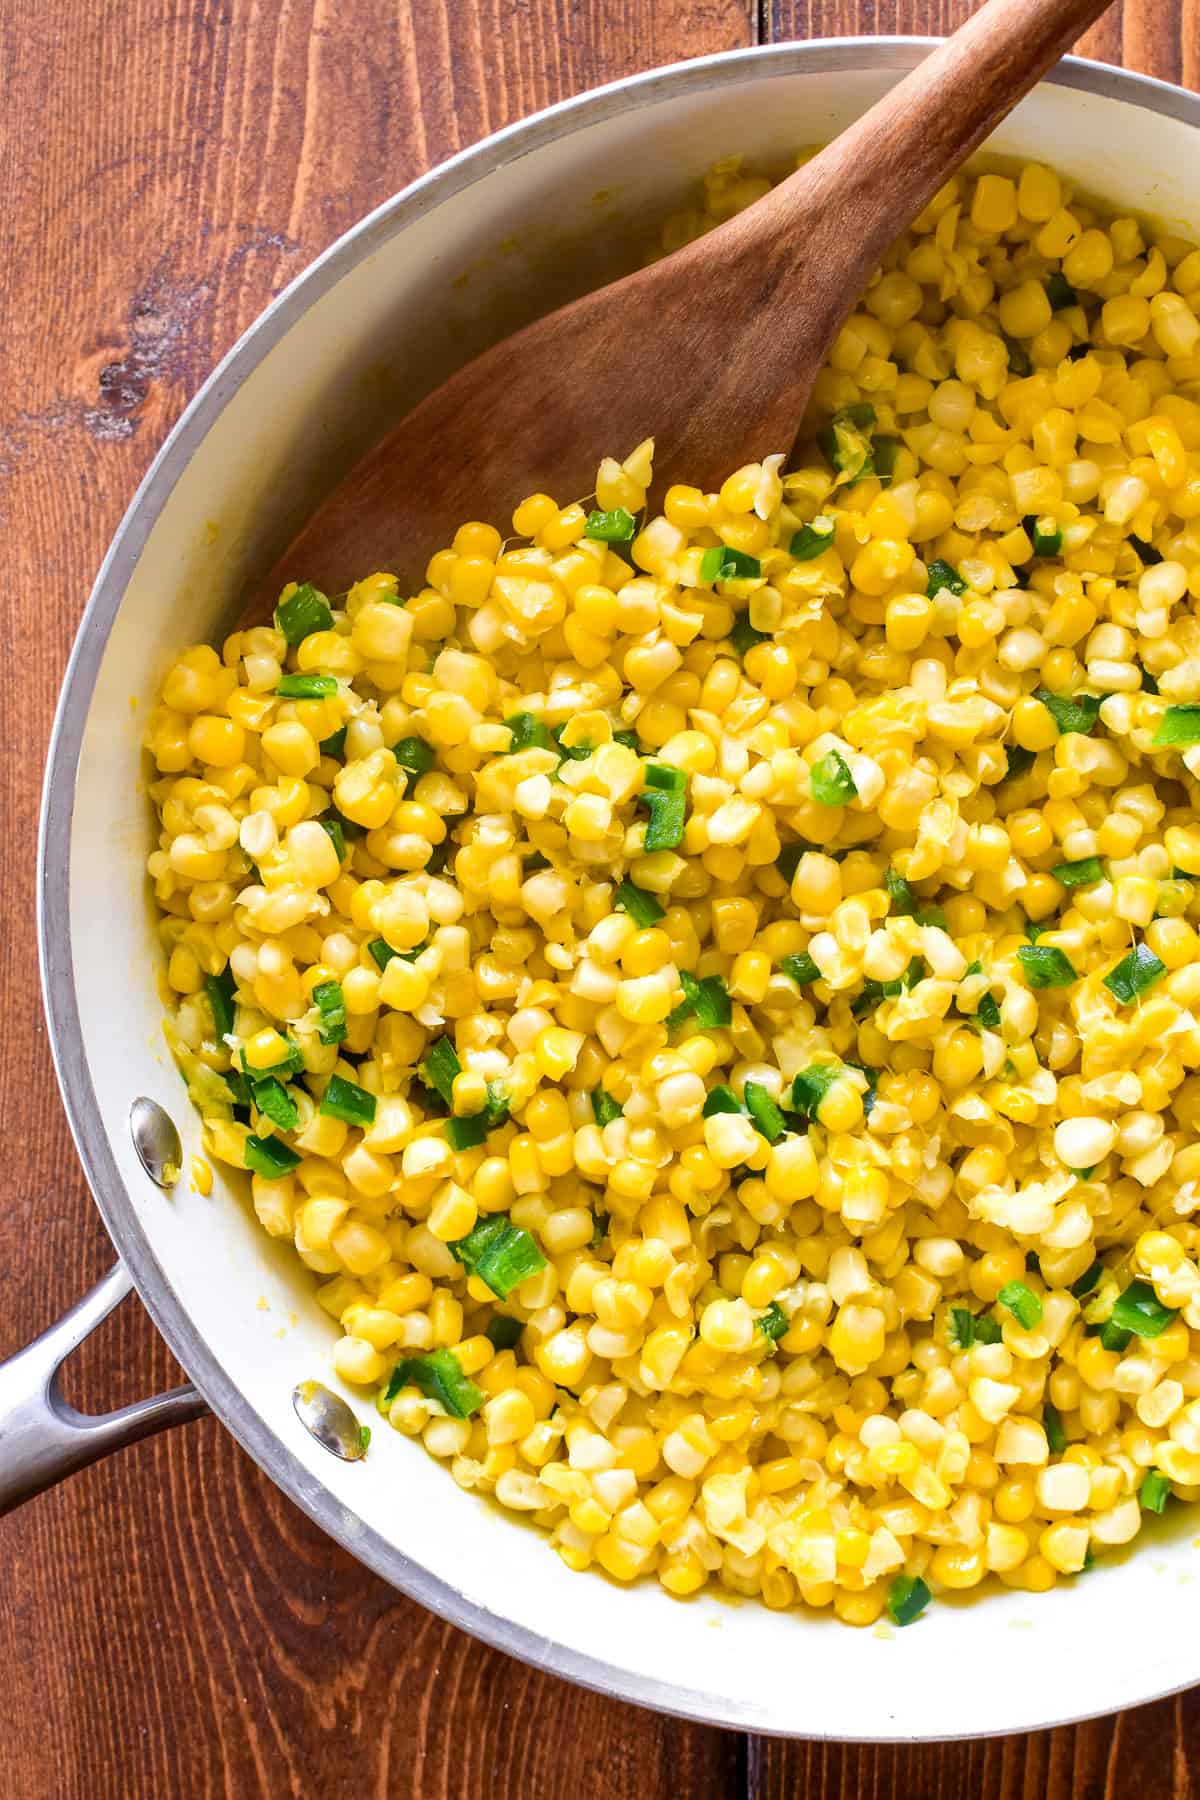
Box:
xmin=2 ymin=2 xmax=1199 ymax=1795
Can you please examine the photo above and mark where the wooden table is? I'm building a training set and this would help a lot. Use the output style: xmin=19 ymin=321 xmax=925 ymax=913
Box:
xmin=2 ymin=2 xmax=1198 ymax=1794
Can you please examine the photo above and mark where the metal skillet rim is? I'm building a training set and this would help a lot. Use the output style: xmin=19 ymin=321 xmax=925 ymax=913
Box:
xmin=37 ymin=39 xmax=1200 ymax=1741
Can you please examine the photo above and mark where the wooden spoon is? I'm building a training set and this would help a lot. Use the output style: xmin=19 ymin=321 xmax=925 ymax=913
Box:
xmin=261 ymin=0 xmax=1111 ymax=598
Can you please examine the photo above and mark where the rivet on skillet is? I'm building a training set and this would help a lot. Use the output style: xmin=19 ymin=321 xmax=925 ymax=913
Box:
xmin=129 ymin=1096 xmax=183 ymax=1190
xmin=293 ymin=1380 xmax=370 ymax=1460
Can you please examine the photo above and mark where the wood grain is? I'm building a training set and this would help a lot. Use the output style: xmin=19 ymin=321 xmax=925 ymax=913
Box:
xmin=267 ymin=0 xmax=1112 ymax=599
xmin=0 ymin=0 xmax=1197 ymax=1795
xmin=768 ymin=0 xmax=1198 ymax=88
xmin=0 ymin=3 xmax=751 ymax=1798
xmin=750 ymin=1696 xmax=1200 ymax=1797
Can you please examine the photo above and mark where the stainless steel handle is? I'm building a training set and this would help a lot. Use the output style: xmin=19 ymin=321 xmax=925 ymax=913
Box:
xmin=0 ymin=1262 xmax=208 ymax=1514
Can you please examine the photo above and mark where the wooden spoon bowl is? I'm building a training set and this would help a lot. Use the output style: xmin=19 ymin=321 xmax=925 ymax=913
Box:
xmin=259 ymin=0 xmax=1112 ymax=601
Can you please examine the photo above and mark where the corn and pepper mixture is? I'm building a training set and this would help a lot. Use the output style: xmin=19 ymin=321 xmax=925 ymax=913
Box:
xmin=147 ymin=155 xmax=1200 ymax=1628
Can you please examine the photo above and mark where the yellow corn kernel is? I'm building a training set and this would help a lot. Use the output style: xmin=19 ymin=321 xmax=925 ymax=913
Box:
xmin=261 ymin=720 xmax=319 ymax=778
xmin=930 ymin=1542 xmax=987 ymax=1589
xmin=428 ymin=1181 xmax=478 ymax=1243
xmin=827 ymin=1304 xmax=885 ymax=1374
xmin=885 ymin=593 xmax=932 ymax=651
xmin=145 ymin=164 xmax=1200 ymax=1637
xmin=331 ymin=1336 xmax=386 ymax=1386
xmin=729 ymin=949 xmax=771 ymax=1003
xmin=971 ymin=174 xmax=1017 ymax=234
xmin=188 ymin=714 xmax=245 ymax=769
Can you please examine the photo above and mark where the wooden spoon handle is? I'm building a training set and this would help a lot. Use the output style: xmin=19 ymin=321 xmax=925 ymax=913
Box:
xmin=752 ymin=0 xmax=1113 ymax=339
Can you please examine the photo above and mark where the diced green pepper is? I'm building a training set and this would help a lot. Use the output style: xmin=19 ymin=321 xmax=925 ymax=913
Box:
xmin=584 ymin=507 xmax=637 ymax=543
xmin=781 ymin=952 xmax=821 ymax=988
xmin=614 ymin=878 xmax=664 ymax=928
xmin=998 ymin=1281 xmax=1044 ymax=1330
xmin=277 ymin=673 xmax=337 ymax=698
xmin=450 ymin=1216 xmax=547 ymax=1301
xmin=1104 ymin=943 xmax=1166 ymax=1004
xmin=312 ymin=979 xmax=347 ymax=1046
xmin=872 ymin=436 xmax=901 ymax=482
xmin=393 ymin=736 xmax=436 ymax=775
xmin=1035 ymin=689 xmax=1103 ymax=736
xmin=743 ymin=1080 xmax=786 ymax=1143
xmin=810 ymin=750 xmax=858 ymax=807
xmin=483 ymin=1083 xmax=510 ymax=1129
xmin=1017 ymin=944 xmax=1077 ymax=989
xmin=789 ymin=518 xmax=835 ymax=560
xmin=947 ymin=1307 xmax=976 ymax=1350
xmin=925 ymin=560 xmax=966 ymax=599
xmin=974 ymin=991 xmax=1001 ymax=1032
xmin=503 ymin=713 xmax=554 ymax=752
xmin=700 ymin=545 xmax=761 ymax=582
xmin=1098 ymin=1319 xmax=1133 ymax=1352
xmin=1044 ymin=271 xmax=1078 ymax=310
xmin=756 ymin=1301 xmax=788 ymax=1345
xmin=820 ymin=406 xmax=876 ymax=483
xmin=1023 ymin=515 xmax=1063 ymax=557
xmin=421 ymin=1037 xmax=461 ymax=1108
xmin=790 ymin=1063 xmax=843 ymax=1120
xmin=244 ymin=1134 xmax=301 ymax=1178
xmin=1070 ymin=1261 xmax=1104 ymax=1299
xmin=702 ymin=1087 xmax=743 ymax=1123
xmin=1043 ymin=1402 xmax=1067 ymax=1455
xmin=384 ymin=1349 xmax=484 ymax=1418
xmin=1003 ymin=745 xmax=1037 ymax=783
xmin=591 ymin=1089 xmax=623 ymax=1126
xmin=319 ymin=1074 xmax=377 ymax=1127
xmin=1052 ymin=857 xmax=1104 ymax=889
xmin=1002 ymin=334 xmax=1032 ymax=376
xmin=251 ymin=1078 xmax=298 ymax=1132
xmin=1109 ymin=1278 xmax=1177 ymax=1338
xmin=486 ymin=1314 xmax=525 ymax=1351
xmin=674 ymin=970 xmax=732 ymax=1031
xmin=275 ymin=582 xmax=333 ymax=645
xmin=447 ymin=1113 xmax=489 ymax=1151
xmin=205 ymin=967 xmax=237 ymax=1042
xmin=1140 ymin=1470 xmax=1171 ymax=1513
xmin=238 ymin=1040 xmax=304 ymax=1081
xmin=730 ymin=610 xmax=769 ymax=656
xmin=639 ymin=763 xmax=687 ymax=851
xmin=885 ymin=868 xmax=917 ymax=916
xmin=1154 ymin=705 xmax=1200 ymax=748
xmin=886 ymin=1573 xmax=931 ymax=1627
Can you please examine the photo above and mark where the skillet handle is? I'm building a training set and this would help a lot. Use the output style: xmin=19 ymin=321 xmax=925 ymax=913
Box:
xmin=0 ymin=1262 xmax=208 ymax=1514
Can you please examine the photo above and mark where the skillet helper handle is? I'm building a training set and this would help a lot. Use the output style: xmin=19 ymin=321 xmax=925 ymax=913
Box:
xmin=0 ymin=1262 xmax=207 ymax=1514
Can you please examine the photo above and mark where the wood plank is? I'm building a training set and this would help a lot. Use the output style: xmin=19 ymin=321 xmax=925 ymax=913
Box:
xmin=0 ymin=0 xmax=751 ymax=1795
xmin=5 ymin=0 xmax=1200 ymax=1792
xmin=766 ymin=0 xmax=1186 ymax=87
xmin=750 ymin=1692 xmax=1200 ymax=1799
xmin=757 ymin=0 xmax=1200 ymax=1792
